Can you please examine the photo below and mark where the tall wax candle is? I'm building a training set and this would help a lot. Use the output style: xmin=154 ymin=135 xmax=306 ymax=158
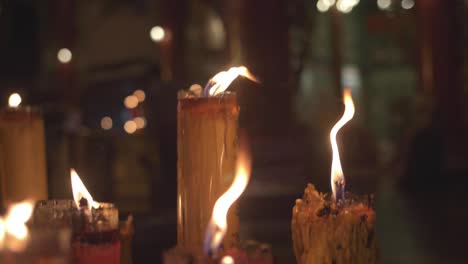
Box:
xmin=177 ymin=93 xmax=239 ymax=254
xmin=0 ymin=103 xmax=47 ymax=207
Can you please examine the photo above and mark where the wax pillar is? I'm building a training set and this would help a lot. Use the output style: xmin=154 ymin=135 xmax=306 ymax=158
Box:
xmin=177 ymin=94 xmax=239 ymax=254
xmin=0 ymin=108 xmax=48 ymax=207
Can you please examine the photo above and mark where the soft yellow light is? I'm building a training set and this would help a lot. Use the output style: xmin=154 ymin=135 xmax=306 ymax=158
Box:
xmin=401 ymin=0 xmax=414 ymax=9
xmin=205 ymin=146 xmax=251 ymax=253
xmin=124 ymin=120 xmax=137 ymax=134
xmin=221 ymin=256 xmax=234 ymax=264
xmin=124 ymin=95 xmax=139 ymax=109
xmin=317 ymin=1 xmax=330 ymax=12
xmin=4 ymin=201 xmax=34 ymax=240
xmin=330 ymin=88 xmax=355 ymax=202
xmin=208 ymin=66 xmax=258 ymax=96
xmin=57 ymin=48 xmax=72 ymax=64
xmin=150 ymin=26 xmax=165 ymax=43
xmin=377 ymin=0 xmax=391 ymax=9
xmin=101 ymin=116 xmax=113 ymax=130
xmin=70 ymin=169 xmax=99 ymax=210
xmin=8 ymin=93 xmax=22 ymax=108
xmin=133 ymin=89 xmax=146 ymax=102
xmin=134 ymin=117 xmax=146 ymax=129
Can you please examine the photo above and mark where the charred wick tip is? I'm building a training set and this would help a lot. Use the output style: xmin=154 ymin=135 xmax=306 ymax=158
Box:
xmin=79 ymin=197 xmax=88 ymax=208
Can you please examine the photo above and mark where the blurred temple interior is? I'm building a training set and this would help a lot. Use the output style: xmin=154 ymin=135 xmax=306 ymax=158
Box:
xmin=0 ymin=0 xmax=468 ymax=263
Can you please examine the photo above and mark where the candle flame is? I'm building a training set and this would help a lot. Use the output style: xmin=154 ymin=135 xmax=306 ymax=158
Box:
xmin=204 ymin=143 xmax=251 ymax=254
xmin=330 ymin=88 xmax=355 ymax=202
xmin=8 ymin=93 xmax=22 ymax=108
xmin=0 ymin=200 xmax=34 ymax=251
xmin=71 ymin=169 xmax=100 ymax=210
xmin=206 ymin=66 xmax=258 ymax=96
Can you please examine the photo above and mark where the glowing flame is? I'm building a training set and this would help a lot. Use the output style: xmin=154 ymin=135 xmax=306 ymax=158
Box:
xmin=330 ymin=88 xmax=355 ymax=202
xmin=8 ymin=93 xmax=22 ymax=108
xmin=0 ymin=200 xmax=34 ymax=251
xmin=205 ymin=66 xmax=258 ymax=96
xmin=204 ymin=144 xmax=251 ymax=254
xmin=71 ymin=169 xmax=100 ymax=210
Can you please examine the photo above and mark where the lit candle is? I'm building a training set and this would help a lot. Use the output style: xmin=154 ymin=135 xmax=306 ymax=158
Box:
xmin=177 ymin=66 xmax=257 ymax=255
xmin=0 ymin=93 xmax=48 ymax=208
xmin=203 ymin=140 xmax=251 ymax=256
xmin=291 ymin=89 xmax=380 ymax=263
xmin=33 ymin=169 xmax=120 ymax=264
xmin=0 ymin=200 xmax=71 ymax=263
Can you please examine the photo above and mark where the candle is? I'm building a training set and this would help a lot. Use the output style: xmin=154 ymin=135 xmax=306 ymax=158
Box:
xmin=0 ymin=200 xmax=71 ymax=264
xmin=0 ymin=93 xmax=48 ymax=208
xmin=203 ymin=139 xmax=251 ymax=256
xmin=33 ymin=169 xmax=120 ymax=264
xmin=164 ymin=139 xmax=257 ymax=264
xmin=177 ymin=66 xmax=257 ymax=254
xmin=291 ymin=89 xmax=380 ymax=263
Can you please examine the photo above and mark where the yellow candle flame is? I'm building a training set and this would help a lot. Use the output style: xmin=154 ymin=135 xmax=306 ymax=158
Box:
xmin=0 ymin=200 xmax=34 ymax=251
xmin=71 ymin=169 xmax=100 ymax=210
xmin=206 ymin=66 xmax=258 ymax=96
xmin=204 ymin=142 xmax=251 ymax=254
xmin=330 ymin=88 xmax=355 ymax=202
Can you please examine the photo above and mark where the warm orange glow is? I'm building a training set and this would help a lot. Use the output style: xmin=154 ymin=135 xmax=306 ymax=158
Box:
xmin=124 ymin=120 xmax=138 ymax=134
xmin=204 ymin=145 xmax=251 ymax=253
xmin=4 ymin=201 xmax=34 ymax=240
xmin=133 ymin=89 xmax=146 ymax=102
xmin=71 ymin=169 xmax=99 ymax=210
xmin=0 ymin=218 xmax=5 ymax=249
xmin=124 ymin=95 xmax=139 ymax=109
xmin=207 ymin=66 xmax=258 ymax=96
xmin=134 ymin=117 xmax=146 ymax=129
xmin=330 ymin=88 xmax=355 ymax=202
xmin=0 ymin=200 xmax=34 ymax=251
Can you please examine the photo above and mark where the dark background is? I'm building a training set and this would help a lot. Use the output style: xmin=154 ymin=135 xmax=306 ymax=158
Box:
xmin=0 ymin=0 xmax=467 ymax=263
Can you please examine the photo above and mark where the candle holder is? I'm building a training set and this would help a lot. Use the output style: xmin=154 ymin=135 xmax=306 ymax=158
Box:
xmin=0 ymin=227 xmax=72 ymax=264
xmin=0 ymin=107 xmax=47 ymax=207
xmin=177 ymin=92 xmax=239 ymax=254
xmin=33 ymin=200 xmax=120 ymax=264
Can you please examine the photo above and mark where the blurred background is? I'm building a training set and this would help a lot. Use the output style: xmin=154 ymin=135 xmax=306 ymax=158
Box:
xmin=0 ymin=0 xmax=467 ymax=263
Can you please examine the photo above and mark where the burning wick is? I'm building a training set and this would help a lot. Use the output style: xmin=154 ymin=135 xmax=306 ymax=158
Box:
xmin=330 ymin=88 xmax=355 ymax=203
xmin=204 ymin=141 xmax=252 ymax=255
xmin=70 ymin=169 xmax=100 ymax=210
xmin=204 ymin=66 xmax=258 ymax=96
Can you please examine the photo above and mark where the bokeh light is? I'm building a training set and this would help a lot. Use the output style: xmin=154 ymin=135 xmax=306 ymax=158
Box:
xmin=57 ymin=48 xmax=72 ymax=64
xmin=221 ymin=256 xmax=234 ymax=264
xmin=124 ymin=120 xmax=137 ymax=134
xmin=8 ymin=93 xmax=22 ymax=108
xmin=133 ymin=89 xmax=146 ymax=102
xmin=150 ymin=26 xmax=165 ymax=43
xmin=124 ymin=95 xmax=139 ymax=109
xmin=317 ymin=1 xmax=330 ymax=12
xmin=377 ymin=0 xmax=391 ymax=9
xmin=401 ymin=0 xmax=414 ymax=10
xmin=100 ymin=116 xmax=113 ymax=130
xmin=134 ymin=117 xmax=147 ymax=129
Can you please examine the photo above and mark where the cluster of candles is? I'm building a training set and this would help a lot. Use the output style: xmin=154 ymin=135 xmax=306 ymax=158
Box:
xmin=0 ymin=169 xmax=120 ymax=264
xmin=0 ymin=66 xmax=377 ymax=264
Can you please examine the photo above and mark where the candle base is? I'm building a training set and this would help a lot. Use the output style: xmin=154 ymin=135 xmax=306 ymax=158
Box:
xmin=73 ymin=240 xmax=120 ymax=264
xmin=292 ymin=184 xmax=380 ymax=264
